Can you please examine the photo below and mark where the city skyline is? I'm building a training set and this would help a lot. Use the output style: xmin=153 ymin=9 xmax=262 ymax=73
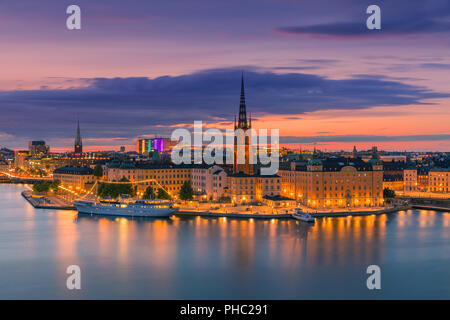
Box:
xmin=0 ymin=0 xmax=449 ymax=152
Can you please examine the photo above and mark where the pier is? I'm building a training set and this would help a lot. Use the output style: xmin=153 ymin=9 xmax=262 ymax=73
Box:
xmin=21 ymin=191 xmax=76 ymax=210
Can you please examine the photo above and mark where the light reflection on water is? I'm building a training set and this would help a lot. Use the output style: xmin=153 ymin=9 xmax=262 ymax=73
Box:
xmin=0 ymin=184 xmax=449 ymax=299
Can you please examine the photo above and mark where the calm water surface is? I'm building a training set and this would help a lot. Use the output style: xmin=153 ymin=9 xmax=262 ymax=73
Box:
xmin=0 ymin=184 xmax=449 ymax=299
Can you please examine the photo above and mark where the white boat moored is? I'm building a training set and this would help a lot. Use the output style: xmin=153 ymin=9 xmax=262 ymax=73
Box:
xmin=74 ymin=198 xmax=178 ymax=218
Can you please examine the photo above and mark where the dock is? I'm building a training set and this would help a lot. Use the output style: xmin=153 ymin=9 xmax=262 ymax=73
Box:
xmin=176 ymin=210 xmax=291 ymax=219
xmin=411 ymin=205 xmax=450 ymax=212
xmin=21 ymin=191 xmax=76 ymax=210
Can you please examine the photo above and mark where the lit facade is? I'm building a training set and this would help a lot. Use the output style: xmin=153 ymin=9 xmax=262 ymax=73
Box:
xmin=28 ymin=141 xmax=49 ymax=156
xmin=53 ymin=166 xmax=95 ymax=190
xmin=106 ymin=161 xmax=191 ymax=197
xmin=279 ymin=157 xmax=384 ymax=209
xmin=428 ymin=169 xmax=450 ymax=193
xmin=191 ymin=164 xmax=228 ymax=200
xmin=227 ymin=173 xmax=281 ymax=204
xmin=137 ymin=138 xmax=177 ymax=154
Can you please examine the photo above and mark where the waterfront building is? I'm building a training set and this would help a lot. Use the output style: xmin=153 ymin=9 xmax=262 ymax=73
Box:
xmin=403 ymin=167 xmax=430 ymax=192
xmin=404 ymin=168 xmax=417 ymax=192
xmin=428 ymin=168 xmax=450 ymax=193
xmin=382 ymin=160 xmax=406 ymax=191
xmin=74 ymin=120 xmax=83 ymax=155
xmin=407 ymin=167 xmax=450 ymax=193
xmin=279 ymin=152 xmax=384 ymax=209
xmin=53 ymin=166 xmax=95 ymax=190
xmin=227 ymin=172 xmax=281 ymax=204
xmin=191 ymin=164 xmax=228 ymax=200
xmin=105 ymin=160 xmax=192 ymax=197
xmin=417 ymin=169 xmax=430 ymax=192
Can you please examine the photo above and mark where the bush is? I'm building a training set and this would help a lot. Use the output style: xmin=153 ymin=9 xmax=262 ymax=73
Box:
xmin=383 ymin=187 xmax=396 ymax=199
xmin=98 ymin=181 xmax=135 ymax=199
xmin=157 ymin=188 xmax=172 ymax=200
xmin=93 ymin=164 xmax=103 ymax=178
xmin=179 ymin=181 xmax=194 ymax=201
xmin=32 ymin=181 xmax=51 ymax=193
xmin=142 ymin=186 xmax=155 ymax=199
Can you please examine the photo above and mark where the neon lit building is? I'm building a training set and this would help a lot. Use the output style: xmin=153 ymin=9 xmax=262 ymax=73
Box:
xmin=137 ymin=139 xmax=152 ymax=154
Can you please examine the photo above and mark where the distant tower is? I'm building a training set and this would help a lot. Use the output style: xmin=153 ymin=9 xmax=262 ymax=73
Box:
xmin=352 ymin=145 xmax=357 ymax=158
xmin=74 ymin=120 xmax=83 ymax=154
xmin=233 ymin=73 xmax=253 ymax=175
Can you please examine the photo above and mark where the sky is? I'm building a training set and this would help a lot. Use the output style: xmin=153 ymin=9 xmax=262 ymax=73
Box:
xmin=0 ymin=0 xmax=449 ymax=152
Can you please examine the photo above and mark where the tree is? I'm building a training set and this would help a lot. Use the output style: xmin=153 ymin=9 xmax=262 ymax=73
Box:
xmin=32 ymin=181 xmax=51 ymax=193
xmin=142 ymin=186 xmax=155 ymax=199
xmin=179 ymin=181 xmax=194 ymax=202
xmin=97 ymin=180 xmax=135 ymax=199
xmin=49 ymin=180 xmax=61 ymax=192
xmin=93 ymin=164 xmax=103 ymax=179
xmin=383 ymin=188 xmax=396 ymax=201
xmin=157 ymin=188 xmax=172 ymax=200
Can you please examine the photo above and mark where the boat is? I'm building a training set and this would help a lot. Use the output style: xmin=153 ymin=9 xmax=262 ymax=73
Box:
xmin=73 ymin=198 xmax=178 ymax=218
xmin=290 ymin=208 xmax=315 ymax=223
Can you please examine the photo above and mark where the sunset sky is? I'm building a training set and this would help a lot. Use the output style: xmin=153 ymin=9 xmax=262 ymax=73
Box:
xmin=0 ymin=0 xmax=449 ymax=152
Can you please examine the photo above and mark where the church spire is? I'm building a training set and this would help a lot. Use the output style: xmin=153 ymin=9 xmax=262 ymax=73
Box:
xmin=237 ymin=72 xmax=248 ymax=129
xmin=74 ymin=119 xmax=83 ymax=154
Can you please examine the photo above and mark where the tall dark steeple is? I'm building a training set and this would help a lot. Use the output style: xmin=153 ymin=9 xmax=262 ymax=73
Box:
xmin=233 ymin=73 xmax=253 ymax=175
xmin=74 ymin=120 xmax=83 ymax=154
xmin=237 ymin=73 xmax=250 ymax=129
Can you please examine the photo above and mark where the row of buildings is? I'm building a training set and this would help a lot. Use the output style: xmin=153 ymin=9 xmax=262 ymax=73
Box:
xmin=50 ymin=76 xmax=387 ymax=209
xmin=3 ymin=76 xmax=448 ymax=208
xmin=404 ymin=168 xmax=450 ymax=193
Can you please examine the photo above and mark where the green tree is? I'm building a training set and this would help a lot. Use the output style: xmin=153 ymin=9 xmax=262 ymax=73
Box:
xmin=383 ymin=188 xmax=396 ymax=201
xmin=142 ymin=186 xmax=155 ymax=199
xmin=157 ymin=188 xmax=172 ymax=200
xmin=49 ymin=180 xmax=61 ymax=192
xmin=32 ymin=181 xmax=51 ymax=193
xmin=93 ymin=164 xmax=103 ymax=179
xmin=97 ymin=180 xmax=135 ymax=199
xmin=179 ymin=181 xmax=194 ymax=202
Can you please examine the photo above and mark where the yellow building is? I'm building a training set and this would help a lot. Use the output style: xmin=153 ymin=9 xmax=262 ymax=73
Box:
xmin=279 ymin=156 xmax=384 ymax=209
xmin=53 ymin=167 xmax=95 ymax=190
xmin=383 ymin=179 xmax=404 ymax=192
xmin=227 ymin=172 xmax=281 ymax=204
xmin=427 ymin=168 xmax=449 ymax=193
xmin=403 ymin=168 xmax=418 ymax=192
xmin=14 ymin=150 xmax=30 ymax=170
xmin=106 ymin=160 xmax=191 ymax=197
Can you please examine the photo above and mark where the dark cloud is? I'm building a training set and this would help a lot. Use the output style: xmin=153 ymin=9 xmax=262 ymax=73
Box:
xmin=272 ymin=66 xmax=320 ymax=71
xmin=275 ymin=0 xmax=450 ymax=37
xmin=280 ymin=134 xmax=450 ymax=143
xmin=419 ymin=63 xmax=450 ymax=70
xmin=0 ymin=68 xmax=447 ymax=145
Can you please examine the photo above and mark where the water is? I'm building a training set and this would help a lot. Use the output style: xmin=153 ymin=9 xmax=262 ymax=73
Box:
xmin=0 ymin=184 xmax=449 ymax=299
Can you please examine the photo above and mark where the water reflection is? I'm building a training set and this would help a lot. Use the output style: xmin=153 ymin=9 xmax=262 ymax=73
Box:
xmin=1 ymin=184 xmax=449 ymax=299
